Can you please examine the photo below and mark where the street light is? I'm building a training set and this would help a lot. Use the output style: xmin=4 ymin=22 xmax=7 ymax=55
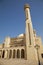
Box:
xmin=34 ymin=44 xmax=41 ymax=65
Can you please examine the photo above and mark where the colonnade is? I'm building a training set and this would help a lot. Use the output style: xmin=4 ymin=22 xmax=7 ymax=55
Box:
xmin=0 ymin=49 xmax=25 ymax=59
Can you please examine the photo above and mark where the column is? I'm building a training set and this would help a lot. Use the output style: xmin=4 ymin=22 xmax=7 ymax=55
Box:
xmin=0 ymin=50 xmax=2 ymax=58
xmin=4 ymin=50 xmax=8 ymax=59
xmin=11 ymin=50 xmax=13 ymax=58
xmin=7 ymin=50 xmax=10 ymax=59
xmin=20 ymin=49 xmax=21 ymax=59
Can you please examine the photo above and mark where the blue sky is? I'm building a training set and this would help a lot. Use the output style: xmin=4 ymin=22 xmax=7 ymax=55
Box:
xmin=0 ymin=0 xmax=43 ymax=44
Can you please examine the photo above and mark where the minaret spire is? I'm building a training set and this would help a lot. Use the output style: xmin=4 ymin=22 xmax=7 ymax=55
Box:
xmin=24 ymin=4 xmax=35 ymax=46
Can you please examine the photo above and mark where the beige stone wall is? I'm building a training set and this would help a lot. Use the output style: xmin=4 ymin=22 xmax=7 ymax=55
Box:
xmin=34 ymin=35 xmax=43 ymax=65
xmin=39 ymin=46 xmax=43 ymax=65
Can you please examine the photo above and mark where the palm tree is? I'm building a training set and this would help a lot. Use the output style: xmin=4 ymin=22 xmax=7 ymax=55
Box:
xmin=34 ymin=44 xmax=41 ymax=65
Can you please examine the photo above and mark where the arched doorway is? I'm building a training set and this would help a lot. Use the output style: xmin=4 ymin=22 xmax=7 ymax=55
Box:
xmin=9 ymin=50 xmax=12 ymax=58
xmin=17 ymin=49 xmax=20 ymax=58
xmin=21 ymin=49 xmax=25 ymax=58
xmin=0 ymin=50 xmax=2 ymax=58
xmin=2 ymin=50 xmax=5 ymax=58
xmin=13 ymin=50 xmax=15 ymax=58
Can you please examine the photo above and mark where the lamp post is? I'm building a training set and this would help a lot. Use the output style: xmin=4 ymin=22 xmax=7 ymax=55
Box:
xmin=35 ymin=44 xmax=41 ymax=65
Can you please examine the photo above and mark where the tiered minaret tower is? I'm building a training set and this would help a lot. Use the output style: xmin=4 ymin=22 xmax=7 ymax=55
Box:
xmin=24 ymin=4 xmax=34 ymax=46
xmin=24 ymin=4 xmax=38 ymax=65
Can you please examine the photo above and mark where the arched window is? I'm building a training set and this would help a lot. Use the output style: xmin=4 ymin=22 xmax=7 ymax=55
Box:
xmin=13 ymin=50 xmax=15 ymax=58
xmin=17 ymin=49 xmax=20 ymax=58
xmin=2 ymin=50 xmax=5 ymax=58
xmin=9 ymin=50 xmax=12 ymax=58
xmin=21 ymin=49 xmax=25 ymax=58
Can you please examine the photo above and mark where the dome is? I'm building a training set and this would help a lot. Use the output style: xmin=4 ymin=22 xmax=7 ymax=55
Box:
xmin=18 ymin=34 xmax=24 ymax=37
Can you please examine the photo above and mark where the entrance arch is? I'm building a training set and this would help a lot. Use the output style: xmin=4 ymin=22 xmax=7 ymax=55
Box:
xmin=9 ymin=50 xmax=12 ymax=58
xmin=21 ymin=49 xmax=25 ymax=58
xmin=0 ymin=50 xmax=2 ymax=58
xmin=17 ymin=49 xmax=20 ymax=58
xmin=2 ymin=50 xmax=5 ymax=58
xmin=13 ymin=50 xmax=15 ymax=58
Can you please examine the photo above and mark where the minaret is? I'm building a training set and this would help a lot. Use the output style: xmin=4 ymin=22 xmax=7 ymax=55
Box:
xmin=24 ymin=4 xmax=35 ymax=46
xmin=24 ymin=4 xmax=38 ymax=65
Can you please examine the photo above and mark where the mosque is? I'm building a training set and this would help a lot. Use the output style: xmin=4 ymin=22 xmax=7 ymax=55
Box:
xmin=0 ymin=4 xmax=43 ymax=65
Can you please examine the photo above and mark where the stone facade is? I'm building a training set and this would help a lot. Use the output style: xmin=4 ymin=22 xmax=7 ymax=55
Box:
xmin=0 ymin=4 xmax=43 ymax=65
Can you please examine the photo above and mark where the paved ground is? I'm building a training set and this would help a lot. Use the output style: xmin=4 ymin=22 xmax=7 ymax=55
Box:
xmin=0 ymin=59 xmax=42 ymax=65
